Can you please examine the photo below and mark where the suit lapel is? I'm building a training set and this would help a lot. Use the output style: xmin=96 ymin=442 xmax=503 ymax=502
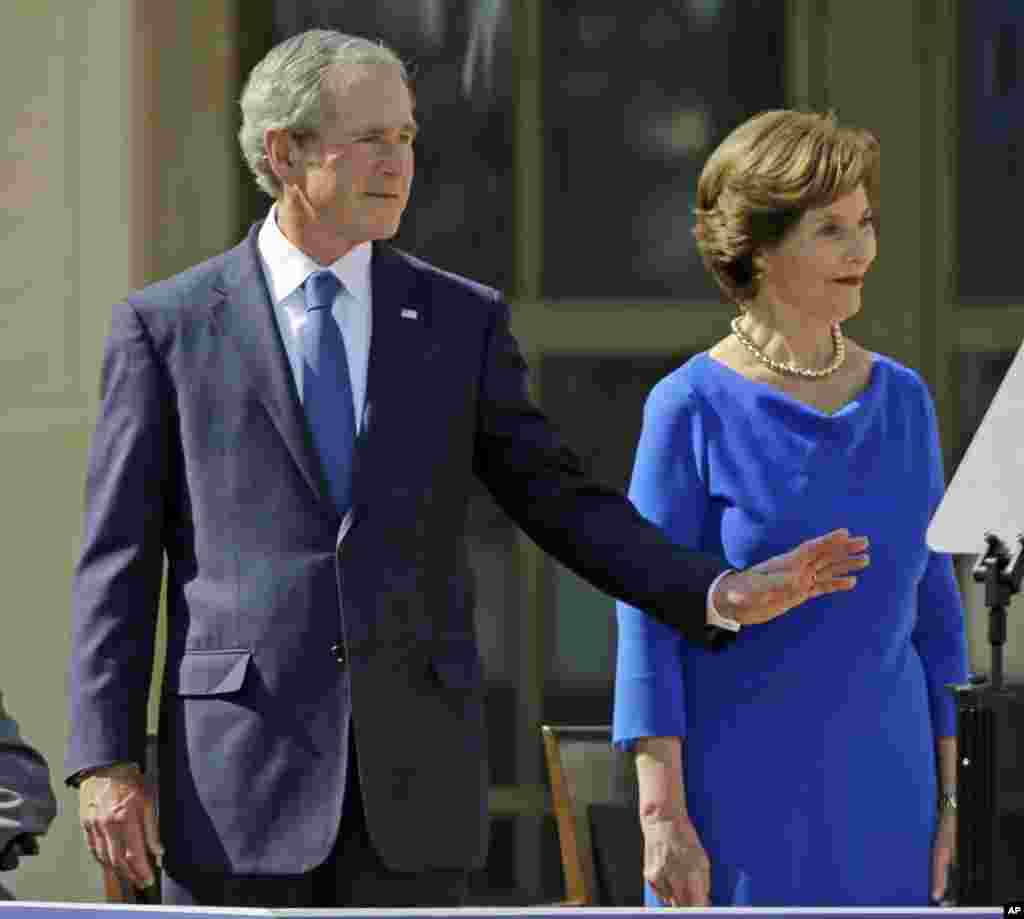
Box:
xmin=353 ymin=245 xmax=432 ymax=501
xmin=212 ymin=224 xmax=338 ymax=518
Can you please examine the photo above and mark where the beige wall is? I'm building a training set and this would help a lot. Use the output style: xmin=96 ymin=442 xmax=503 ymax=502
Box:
xmin=0 ymin=0 xmax=237 ymax=901
xmin=1 ymin=0 xmax=131 ymax=901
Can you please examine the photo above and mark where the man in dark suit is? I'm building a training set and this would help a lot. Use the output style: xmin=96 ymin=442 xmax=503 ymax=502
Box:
xmin=1 ymin=692 xmax=57 ymax=900
xmin=66 ymin=29 xmax=869 ymax=908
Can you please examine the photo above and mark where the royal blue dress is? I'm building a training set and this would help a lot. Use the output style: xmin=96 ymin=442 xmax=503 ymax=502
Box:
xmin=613 ymin=351 xmax=968 ymax=906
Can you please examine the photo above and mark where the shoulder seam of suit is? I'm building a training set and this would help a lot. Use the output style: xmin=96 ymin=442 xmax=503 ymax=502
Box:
xmin=382 ymin=244 xmax=503 ymax=302
xmin=124 ymin=235 xmax=248 ymax=308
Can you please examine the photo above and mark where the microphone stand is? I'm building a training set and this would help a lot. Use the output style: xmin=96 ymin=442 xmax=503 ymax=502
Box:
xmin=954 ymin=534 xmax=1024 ymax=904
xmin=971 ymin=532 xmax=1024 ymax=691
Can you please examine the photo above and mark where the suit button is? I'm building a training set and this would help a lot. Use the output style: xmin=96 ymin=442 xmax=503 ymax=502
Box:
xmin=331 ymin=643 xmax=347 ymax=667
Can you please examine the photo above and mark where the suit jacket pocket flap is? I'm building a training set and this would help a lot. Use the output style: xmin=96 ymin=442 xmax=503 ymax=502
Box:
xmin=430 ymin=644 xmax=482 ymax=691
xmin=175 ymin=650 xmax=251 ymax=696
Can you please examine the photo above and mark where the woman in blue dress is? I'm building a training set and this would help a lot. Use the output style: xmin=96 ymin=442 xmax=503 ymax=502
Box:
xmin=613 ymin=110 xmax=968 ymax=907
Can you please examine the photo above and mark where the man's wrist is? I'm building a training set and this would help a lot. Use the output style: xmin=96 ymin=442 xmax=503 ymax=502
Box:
xmin=72 ymin=761 xmax=140 ymax=787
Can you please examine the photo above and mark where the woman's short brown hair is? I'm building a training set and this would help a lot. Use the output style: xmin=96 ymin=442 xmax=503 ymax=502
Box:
xmin=693 ymin=110 xmax=879 ymax=305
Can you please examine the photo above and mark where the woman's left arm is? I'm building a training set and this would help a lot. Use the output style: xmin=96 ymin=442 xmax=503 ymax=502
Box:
xmin=911 ymin=383 xmax=968 ymax=903
xmin=914 ymin=555 xmax=964 ymax=904
xmin=911 ymin=383 xmax=969 ymax=739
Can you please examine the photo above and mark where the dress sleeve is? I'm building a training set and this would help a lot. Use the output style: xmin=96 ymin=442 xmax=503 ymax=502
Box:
xmin=613 ymin=380 xmax=709 ymax=750
xmin=911 ymin=385 xmax=969 ymax=739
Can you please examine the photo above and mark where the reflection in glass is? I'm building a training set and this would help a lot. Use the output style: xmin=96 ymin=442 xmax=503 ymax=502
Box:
xmin=272 ymin=1 xmax=514 ymax=291
xmin=956 ymin=350 xmax=1016 ymax=469
xmin=464 ymin=479 xmax=518 ymax=687
xmin=543 ymin=1 xmax=784 ymax=299
xmin=540 ymin=352 xmax=692 ymax=693
xmin=957 ymin=3 xmax=1023 ymax=301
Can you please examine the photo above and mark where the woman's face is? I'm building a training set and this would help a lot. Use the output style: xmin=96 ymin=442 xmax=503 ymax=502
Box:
xmin=756 ymin=184 xmax=877 ymax=323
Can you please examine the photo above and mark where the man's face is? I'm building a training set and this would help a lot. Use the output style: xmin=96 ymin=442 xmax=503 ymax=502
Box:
xmin=296 ymin=62 xmax=416 ymax=247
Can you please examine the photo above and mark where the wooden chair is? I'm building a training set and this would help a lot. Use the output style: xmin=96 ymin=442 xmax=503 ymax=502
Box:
xmin=101 ymin=734 xmax=160 ymax=904
xmin=541 ymin=724 xmax=643 ymax=906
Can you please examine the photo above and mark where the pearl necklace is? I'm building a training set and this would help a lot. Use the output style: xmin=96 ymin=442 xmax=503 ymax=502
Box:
xmin=730 ymin=316 xmax=846 ymax=379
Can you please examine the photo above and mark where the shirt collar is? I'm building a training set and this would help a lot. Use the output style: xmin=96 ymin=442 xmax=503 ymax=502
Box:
xmin=257 ymin=204 xmax=373 ymax=307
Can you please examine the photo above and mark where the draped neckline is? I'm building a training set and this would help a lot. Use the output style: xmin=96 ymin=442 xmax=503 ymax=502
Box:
xmin=702 ymin=350 xmax=880 ymax=420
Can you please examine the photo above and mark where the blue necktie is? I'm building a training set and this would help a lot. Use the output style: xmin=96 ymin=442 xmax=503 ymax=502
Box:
xmin=302 ymin=270 xmax=356 ymax=516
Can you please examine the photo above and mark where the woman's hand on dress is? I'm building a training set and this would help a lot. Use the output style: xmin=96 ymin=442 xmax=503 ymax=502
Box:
xmin=931 ymin=811 xmax=956 ymax=904
xmin=640 ymin=812 xmax=710 ymax=906
xmin=713 ymin=528 xmax=870 ymax=625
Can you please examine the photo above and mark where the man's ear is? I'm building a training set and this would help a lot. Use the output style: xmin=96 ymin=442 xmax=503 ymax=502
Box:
xmin=752 ymin=251 xmax=768 ymax=279
xmin=265 ymin=128 xmax=298 ymax=183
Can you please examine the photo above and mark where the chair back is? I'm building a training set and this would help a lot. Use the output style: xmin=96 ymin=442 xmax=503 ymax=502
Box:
xmin=541 ymin=724 xmax=641 ymax=906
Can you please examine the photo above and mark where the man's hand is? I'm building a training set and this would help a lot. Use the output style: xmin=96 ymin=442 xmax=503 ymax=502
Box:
xmin=713 ymin=529 xmax=870 ymax=626
xmin=640 ymin=812 xmax=710 ymax=906
xmin=79 ymin=763 xmax=162 ymax=891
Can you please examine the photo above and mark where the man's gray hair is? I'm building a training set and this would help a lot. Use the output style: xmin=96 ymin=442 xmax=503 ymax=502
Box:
xmin=238 ymin=29 xmax=408 ymax=199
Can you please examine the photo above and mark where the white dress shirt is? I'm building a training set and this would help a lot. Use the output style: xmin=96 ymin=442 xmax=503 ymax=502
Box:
xmin=257 ymin=205 xmax=372 ymax=432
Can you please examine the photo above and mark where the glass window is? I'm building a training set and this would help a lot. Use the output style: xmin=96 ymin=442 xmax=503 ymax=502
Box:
xmin=957 ymin=2 xmax=1023 ymax=301
xmin=539 ymin=352 xmax=693 ymax=700
xmin=955 ymin=349 xmax=1016 ymax=468
xmin=271 ymin=1 xmax=515 ymax=291
xmin=469 ymin=815 xmax=563 ymax=904
xmin=542 ymin=0 xmax=785 ymax=299
xmin=465 ymin=480 xmax=519 ymax=688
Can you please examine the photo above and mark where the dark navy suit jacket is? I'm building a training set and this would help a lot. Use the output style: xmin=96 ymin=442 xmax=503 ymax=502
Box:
xmin=66 ymin=224 xmax=727 ymax=877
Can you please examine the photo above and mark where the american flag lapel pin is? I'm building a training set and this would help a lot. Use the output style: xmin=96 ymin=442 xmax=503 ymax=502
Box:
xmin=400 ymin=308 xmax=419 ymax=320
